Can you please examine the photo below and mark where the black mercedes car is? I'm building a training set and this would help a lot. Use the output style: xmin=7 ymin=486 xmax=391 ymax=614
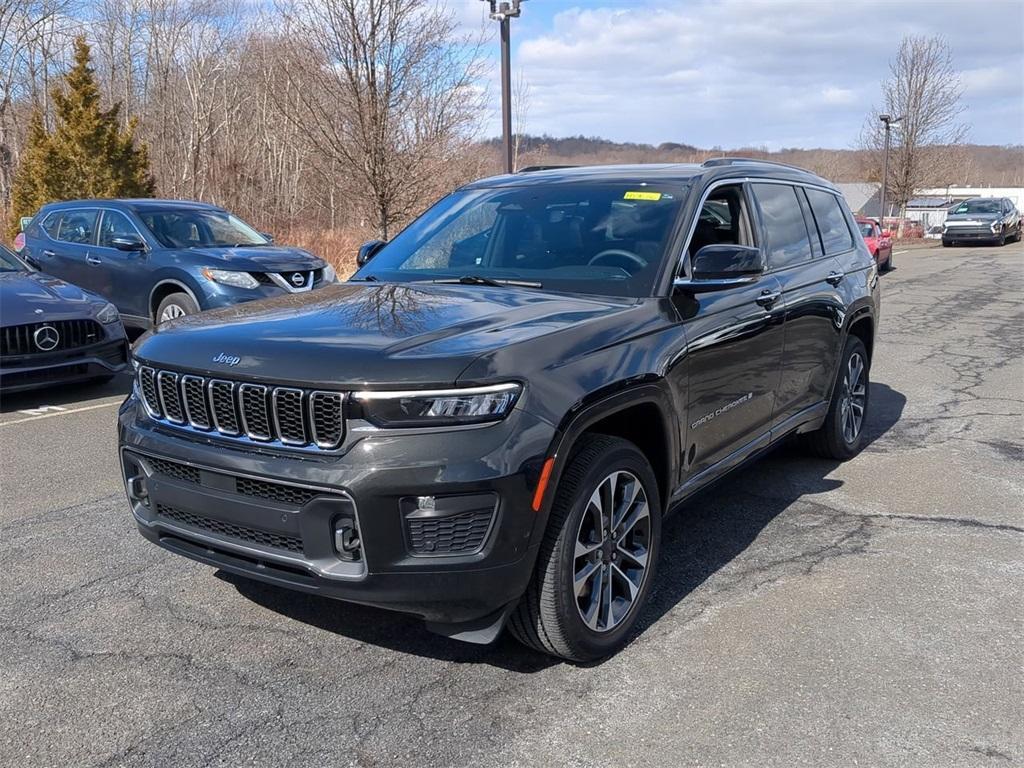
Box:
xmin=0 ymin=244 xmax=129 ymax=392
xmin=119 ymin=160 xmax=879 ymax=661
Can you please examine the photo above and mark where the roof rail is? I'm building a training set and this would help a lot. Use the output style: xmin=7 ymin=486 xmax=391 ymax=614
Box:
xmin=516 ymin=165 xmax=578 ymax=173
xmin=701 ymin=157 xmax=809 ymax=172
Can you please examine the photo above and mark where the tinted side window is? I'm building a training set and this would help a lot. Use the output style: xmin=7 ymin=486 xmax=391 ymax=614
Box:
xmin=41 ymin=212 xmax=61 ymax=238
xmin=56 ymin=209 xmax=98 ymax=245
xmin=751 ymin=184 xmax=812 ymax=269
xmin=806 ymin=189 xmax=855 ymax=255
xmin=98 ymin=210 xmax=138 ymax=248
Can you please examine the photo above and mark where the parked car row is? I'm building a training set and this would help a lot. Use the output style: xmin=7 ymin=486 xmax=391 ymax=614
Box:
xmin=3 ymin=200 xmax=336 ymax=393
xmin=942 ymin=197 xmax=1021 ymax=247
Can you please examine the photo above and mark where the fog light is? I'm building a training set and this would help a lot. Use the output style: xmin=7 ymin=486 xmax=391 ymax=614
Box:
xmin=415 ymin=496 xmax=435 ymax=512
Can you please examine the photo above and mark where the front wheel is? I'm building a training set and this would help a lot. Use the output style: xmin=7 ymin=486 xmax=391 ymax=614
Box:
xmin=509 ymin=434 xmax=661 ymax=662
xmin=156 ymin=292 xmax=199 ymax=324
xmin=802 ymin=336 xmax=870 ymax=460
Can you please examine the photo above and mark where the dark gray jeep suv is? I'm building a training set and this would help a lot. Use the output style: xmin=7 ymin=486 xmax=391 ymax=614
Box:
xmin=119 ymin=160 xmax=880 ymax=661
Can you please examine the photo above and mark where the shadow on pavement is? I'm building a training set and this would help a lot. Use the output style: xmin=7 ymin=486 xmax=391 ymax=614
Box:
xmin=0 ymin=371 xmax=133 ymax=413
xmin=225 ymin=381 xmax=906 ymax=670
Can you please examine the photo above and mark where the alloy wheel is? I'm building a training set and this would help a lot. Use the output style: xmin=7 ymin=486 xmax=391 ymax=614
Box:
xmin=839 ymin=351 xmax=866 ymax=444
xmin=573 ymin=470 xmax=651 ymax=633
xmin=159 ymin=303 xmax=187 ymax=323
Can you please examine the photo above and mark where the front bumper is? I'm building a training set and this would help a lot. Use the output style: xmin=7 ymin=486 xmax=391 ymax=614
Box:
xmin=118 ymin=394 xmax=554 ymax=626
xmin=0 ymin=337 xmax=128 ymax=392
xmin=943 ymin=226 xmax=1001 ymax=242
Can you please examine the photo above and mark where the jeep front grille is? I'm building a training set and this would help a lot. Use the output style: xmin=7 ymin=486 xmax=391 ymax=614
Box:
xmin=137 ymin=366 xmax=345 ymax=449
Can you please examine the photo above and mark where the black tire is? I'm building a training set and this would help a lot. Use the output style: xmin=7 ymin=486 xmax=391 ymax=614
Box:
xmin=942 ymin=239 xmax=952 ymax=247
xmin=509 ymin=434 xmax=661 ymax=662
xmin=997 ymin=231 xmax=1007 ymax=246
xmin=886 ymin=249 xmax=894 ymax=270
xmin=155 ymin=292 xmax=199 ymax=324
xmin=802 ymin=336 xmax=870 ymax=461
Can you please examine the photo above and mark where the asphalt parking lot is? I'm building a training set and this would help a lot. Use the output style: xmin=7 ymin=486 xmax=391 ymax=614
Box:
xmin=1 ymin=242 xmax=1021 ymax=768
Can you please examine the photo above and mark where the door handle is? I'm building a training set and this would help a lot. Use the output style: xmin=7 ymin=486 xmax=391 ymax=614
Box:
xmin=42 ymin=249 xmax=55 ymax=258
xmin=826 ymin=270 xmax=845 ymax=286
xmin=86 ymin=255 xmax=102 ymax=265
xmin=755 ymin=289 xmax=781 ymax=309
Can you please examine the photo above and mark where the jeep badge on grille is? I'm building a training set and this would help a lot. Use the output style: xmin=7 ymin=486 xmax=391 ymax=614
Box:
xmin=212 ymin=352 xmax=241 ymax=366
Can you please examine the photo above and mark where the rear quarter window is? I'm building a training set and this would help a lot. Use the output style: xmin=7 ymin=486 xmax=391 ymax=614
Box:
xmin=805 ymin=189 xmax=854 ymax=255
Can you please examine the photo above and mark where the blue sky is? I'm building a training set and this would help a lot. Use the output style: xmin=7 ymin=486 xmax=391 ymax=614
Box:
xmin=459 ymin=0 xmax=1024 ymax=149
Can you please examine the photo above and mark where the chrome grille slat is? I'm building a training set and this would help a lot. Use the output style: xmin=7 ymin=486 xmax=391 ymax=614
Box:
xmin=181 ymin=375 xmax=211 ymax=429
xmin=136 ymin=366 xmax=344 ymax=450
xmin=239 ymin=383 xmax=272 ymax=441
xmin=209 ymin=379 xmax=240 ymax=435
xmin=156 ymin=371 xmax=185 ymax=424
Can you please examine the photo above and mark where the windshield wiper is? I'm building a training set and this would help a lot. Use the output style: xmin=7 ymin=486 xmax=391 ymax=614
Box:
xmin=426 ymin=275 xmax=543 ymax=289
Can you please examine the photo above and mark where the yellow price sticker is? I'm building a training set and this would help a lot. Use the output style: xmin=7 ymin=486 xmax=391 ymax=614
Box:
xmin=624 ymin=191 xmax=662 ymax=201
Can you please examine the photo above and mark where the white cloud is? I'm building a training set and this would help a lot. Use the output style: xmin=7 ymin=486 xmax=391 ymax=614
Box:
xmin=490 ymin=0 xmax=1024 ymax=147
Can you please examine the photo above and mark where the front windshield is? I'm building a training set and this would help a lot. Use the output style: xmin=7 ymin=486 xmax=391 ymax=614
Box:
xmin=952 ymin=200 xmax=1001 ymax=215
xmin=858 ymin=223 xmax=874 ymax=237
xmin=353 ymin=182 xmax=688 ymax=297
xmin=137 ymin=209 xmax=267 ymax=248
xmin=0 ymin=244 xmax=26 ymax=272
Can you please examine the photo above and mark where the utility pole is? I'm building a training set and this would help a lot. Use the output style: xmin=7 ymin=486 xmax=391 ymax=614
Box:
xmin=878 ymin=114 xmax=903 ymax=229
xmin=482 ymin=1 xmax=525 ymax=174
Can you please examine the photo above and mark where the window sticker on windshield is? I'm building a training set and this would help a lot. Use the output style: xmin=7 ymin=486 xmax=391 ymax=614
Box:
xmin=624 ymin=191 xmax=663 ymax=201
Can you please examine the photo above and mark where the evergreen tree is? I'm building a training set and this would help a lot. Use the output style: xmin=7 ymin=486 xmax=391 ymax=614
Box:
xmin=9 ymin=37 xmax=154 ymax=235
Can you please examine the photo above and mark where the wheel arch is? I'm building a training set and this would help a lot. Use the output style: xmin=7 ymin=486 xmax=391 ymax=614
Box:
xmin=534 ymin=383 xmax=680 ymax=529
xmin=149 ymin=278 xmax=202 ymax=323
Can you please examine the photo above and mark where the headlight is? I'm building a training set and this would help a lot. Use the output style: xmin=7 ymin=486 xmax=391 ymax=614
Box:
xmin=352 ymin=383 xmax=522 ymax=428
xmin=990 ymin=221 xmax=1002 ymax=232
xmin=201 ymin=267 xmax=260 ymax=289
xmin=96 ymin=302 xmax=120 ymax=324
xmin=322 ymin=263 xmax=338 ymax=283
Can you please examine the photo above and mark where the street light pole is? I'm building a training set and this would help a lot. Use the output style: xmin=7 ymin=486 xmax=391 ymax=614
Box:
xmin=482 ymin=1 xmax=525 ymax=174
xmin=878 ymin=114 xmax=903 ymax=230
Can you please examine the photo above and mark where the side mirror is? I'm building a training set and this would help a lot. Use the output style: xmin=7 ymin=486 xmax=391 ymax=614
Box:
xmin=19 ymin=216 xmax=32 ymax=232
xmin=357 ymin=239 xmax=387 ymax=267
xmin=675 ymin=246 xmax=765 ymax=294
xmin=110 ymin=235 xmax=147 ymax=252
xmin=260 ymin=232 xmax=275 ymax=243
xmin=675 ymin=245 xmax=765 ymax=294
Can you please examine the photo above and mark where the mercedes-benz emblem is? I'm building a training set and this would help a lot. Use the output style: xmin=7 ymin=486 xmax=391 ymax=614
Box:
xmin=289 ymin=272 xmax=305 ymax=287
xmin=34 ymin=324 xmax=60 ymax=351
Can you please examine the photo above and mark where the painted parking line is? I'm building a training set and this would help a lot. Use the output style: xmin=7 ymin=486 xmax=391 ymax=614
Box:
xmin=894 ymin=250 xmax=909 ymax=255
xmin=0 ymin=400 xmax=121 ymax=427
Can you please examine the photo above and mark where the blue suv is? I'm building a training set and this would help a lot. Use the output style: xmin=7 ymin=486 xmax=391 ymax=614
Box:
xmin=19 ymin=199 xmax=336 ymax=328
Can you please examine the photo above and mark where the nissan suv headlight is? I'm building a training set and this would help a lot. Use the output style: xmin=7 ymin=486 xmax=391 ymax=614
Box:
xmin=322 ymin=264 xmax=338 ymax=283
xmin=201 ymin=267 xmax=260 ymax=289
xmin=352 ymin=383 xmax=522 ymax=428
xmin=96 ymin=302 xmax=120 ymax=324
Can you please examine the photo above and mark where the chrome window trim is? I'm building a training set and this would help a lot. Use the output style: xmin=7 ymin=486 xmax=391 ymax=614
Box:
xmin=238 ymin=383 xmax=272 ymax=441
xmin=271 ymin=386 xmax=308 ymax=446
xmin=675 ymin=176 xmax=848 ymax=280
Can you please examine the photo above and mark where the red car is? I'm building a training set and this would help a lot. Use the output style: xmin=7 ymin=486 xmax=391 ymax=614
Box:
xmin=857 ymin=217 xmax=893 ymax=271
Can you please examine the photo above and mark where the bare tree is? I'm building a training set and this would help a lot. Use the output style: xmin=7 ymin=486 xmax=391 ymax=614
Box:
xmin=861 ymin=35 xmax=968 ymax=217
xmin=274 ymin=0 xmax=484 ymax=239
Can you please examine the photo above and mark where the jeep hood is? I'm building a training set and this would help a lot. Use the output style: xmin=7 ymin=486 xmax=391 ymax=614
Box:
xmin=133 ymin=282 xmax=653 ymax=388
xmin=945 ymin=212 xmax=1000 ymax=224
